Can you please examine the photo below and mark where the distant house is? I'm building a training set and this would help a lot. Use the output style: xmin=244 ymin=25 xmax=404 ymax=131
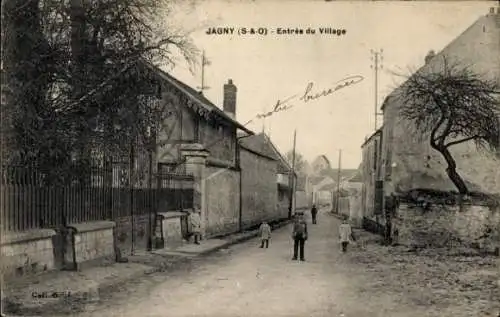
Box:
xmin=309 ymin=175 xmax=335 ymax=207
xmin=340 ymin=168 xmax=364 ymax=226
xmin=310 ymin=155 xmax=331 ymax=175
xmin=344 ymin=169 xmax=363 ymax=195
xmin=305 ymin=167 xmax=360 ymax=208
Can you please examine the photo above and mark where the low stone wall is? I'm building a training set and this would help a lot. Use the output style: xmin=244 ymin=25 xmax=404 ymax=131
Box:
xmin=205 ymin=166 xmax=240 ymax=237
xmin=1 ymin=229 xmax=57 ymax=278
xmin=67 ymin=221 xmax=115 ymax=269
xmin=158 ymin=211 xmax=186 ymax=247
xmin=393 ymin=203 xmax=500 ymax=252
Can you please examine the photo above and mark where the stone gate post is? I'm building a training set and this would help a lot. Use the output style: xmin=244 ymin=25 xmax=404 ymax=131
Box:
xmin=180 ymin=144 xmax=209 ymax=239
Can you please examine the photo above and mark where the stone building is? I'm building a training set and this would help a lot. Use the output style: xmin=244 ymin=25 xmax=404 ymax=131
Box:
xmin=361 ymin=7 xmax=500 ymax=249
xmin=149 ymin=66 xmax=254 ymax=238
xmin=239 ymin=132 xmax=296 ymax=223
xmin=263 ymin=134 xmax=296 ymax=216
xmin=380 ymin=7 xmax=500 ymax=196
xmin=239 ymin=133 xmax=280 ymax=229
xmin=360 ymin=128 xmax=383 ymax=222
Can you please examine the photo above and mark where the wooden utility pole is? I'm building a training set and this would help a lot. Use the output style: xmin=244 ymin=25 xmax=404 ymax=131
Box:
xmin=288 ymin=129 xmax=297 ymax=218
xmin=335 ymin=149 xmax=342 ymax=214
xmin=370 ymin=49 xmax=384 ymax=131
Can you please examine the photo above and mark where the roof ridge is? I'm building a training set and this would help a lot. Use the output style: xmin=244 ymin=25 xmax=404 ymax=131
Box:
xmin=265 ymin=135 xmax=292 ymax=171
xmin=142 ymin=62 xmax=253 ymax=134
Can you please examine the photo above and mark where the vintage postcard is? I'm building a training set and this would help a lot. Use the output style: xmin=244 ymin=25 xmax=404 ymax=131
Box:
xmin=1 ymin=0 xmax=499 ymax=316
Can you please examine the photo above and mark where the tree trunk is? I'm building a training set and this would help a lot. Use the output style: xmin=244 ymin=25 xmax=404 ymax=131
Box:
xmin=2 ymin=0 xmax=47 ymax=164
xmin=70 ymin=0 xmax=90 ymax=164
xmin=437 ymin=146 xmax=469 ymax=195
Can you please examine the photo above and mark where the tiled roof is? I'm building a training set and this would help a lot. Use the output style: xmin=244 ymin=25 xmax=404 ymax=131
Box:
xmin=239 ymin=133 xmax=278 ymax=160
xmin=262 ymin=134 xmax=293 ymax=174
xmin=348 ymin=170 xmax=363 ymax=183
xmin=143 ymin=62 xmax=253 ymax=134
xmin=239 ymin=132 xmax=294 ymax=173
xmin=309 ymin=176 xmax=326 ymax=186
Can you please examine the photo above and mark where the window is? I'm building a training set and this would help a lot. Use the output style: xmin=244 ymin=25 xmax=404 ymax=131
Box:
xmin=181 ymin=110 xmax=195 ymax=141
xmin=278 ymin=189 xmax=285 ymax=201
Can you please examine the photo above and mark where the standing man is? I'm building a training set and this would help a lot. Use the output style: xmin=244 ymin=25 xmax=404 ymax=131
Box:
xmin=291 ymin=212 xmax=308 ymax=261
xmin=339 ymin=217 xmax=354 ymax=252
xmin=311 ymin=204 xmax=318 ymax=224
xmin=384 ymin=192 xmax=399 ymax=245
xmin=189 ymin=209 xmax=202 ymax=245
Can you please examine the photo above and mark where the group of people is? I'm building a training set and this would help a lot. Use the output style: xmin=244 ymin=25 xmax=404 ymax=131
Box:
xmin=186 ymin=204 xmax=356 ymax=260
xmin=258 ymin=204 xmax=356 ymax=261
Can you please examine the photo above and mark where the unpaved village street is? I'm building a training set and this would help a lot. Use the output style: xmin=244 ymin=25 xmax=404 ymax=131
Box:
xmin=69 ymin=210 xmax=498 ymax=317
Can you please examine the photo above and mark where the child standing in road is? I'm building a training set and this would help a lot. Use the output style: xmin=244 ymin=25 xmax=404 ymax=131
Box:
xmin=259 ymin=221 xmax=272 ymax=248
xmin=339 ymin=218 xmax=355 ymax=252
xmin=189 ymin=209 xmax=202 ymax=245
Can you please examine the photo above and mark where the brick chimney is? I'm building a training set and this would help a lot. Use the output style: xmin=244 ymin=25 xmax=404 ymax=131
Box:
xmin=425 ymin=50 xmax=435 ymax=64
xmin=223 ymin=79 xmax=236 ymax=120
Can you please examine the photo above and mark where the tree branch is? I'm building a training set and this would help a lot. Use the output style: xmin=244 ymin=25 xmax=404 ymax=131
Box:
xmin=430 ymin=114 xmax=446 ymax=148
xmin=445 ymin=135 xmax=482 ymax=148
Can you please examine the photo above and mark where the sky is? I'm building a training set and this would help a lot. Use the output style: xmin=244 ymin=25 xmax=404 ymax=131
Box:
xmin=162 ymin=0 xmax=493 ymax=169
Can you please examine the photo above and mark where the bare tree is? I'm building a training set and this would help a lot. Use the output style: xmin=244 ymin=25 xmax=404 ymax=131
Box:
xmin=399 ymin=56 xmax=500 ymax=195
xmin=2 ymin=0 xmax=197 ymax=182
xmin=285 ymin=150 xmax=308 ymax=176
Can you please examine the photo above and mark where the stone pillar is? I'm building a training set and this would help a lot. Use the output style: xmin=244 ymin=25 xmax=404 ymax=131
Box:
xmin=180 ymin=144 xmax=209 ymax=239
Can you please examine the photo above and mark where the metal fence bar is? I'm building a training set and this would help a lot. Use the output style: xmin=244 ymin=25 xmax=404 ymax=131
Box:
xmin=1 ymin=164 xmax=195 ymax=232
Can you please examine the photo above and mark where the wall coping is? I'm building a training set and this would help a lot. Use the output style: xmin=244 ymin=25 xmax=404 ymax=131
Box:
xmin=158 ymin=211 xmax=189 ymax=219
xmin=1 ymin=229 xmax=57 ymax=246
xmin=206 ymin=157 xmax=238 ymax=170
xmin=68 ymin=220 xmax=116 ymax=234
xmin=398 ymin=202 xmax=492 ymax=211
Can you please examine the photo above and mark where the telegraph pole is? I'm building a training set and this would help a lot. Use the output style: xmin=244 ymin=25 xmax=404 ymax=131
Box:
xmin=288 ymin=129 xmax=297 ymax=218
xmin=197 ymin=50 xmax=211 ymax=94
xmin=335 ymin=149 xmax=342 ymax=214
xmin=370 ymin=49 xmax=384 ymax=131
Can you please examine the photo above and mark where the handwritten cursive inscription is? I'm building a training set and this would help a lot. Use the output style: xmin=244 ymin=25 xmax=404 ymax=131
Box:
xmin=246 ymin=75 xmax=364 ymax=125
xmin=255 ymin=95 xmax=298 ymax=119
xmin=300 ymin=75 xmax=364 ymax=103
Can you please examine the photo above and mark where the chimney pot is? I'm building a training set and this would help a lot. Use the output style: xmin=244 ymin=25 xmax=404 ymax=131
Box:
xmin=223 ymin=79 xmax=237 ymax=120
